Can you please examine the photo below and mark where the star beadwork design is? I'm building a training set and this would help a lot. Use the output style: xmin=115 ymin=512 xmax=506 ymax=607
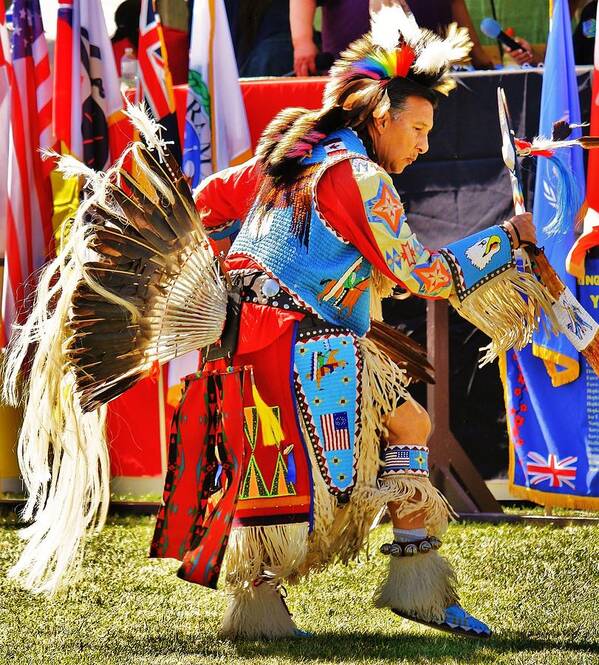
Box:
xmin=414 ymin=258 xmax=452 ymax=291
xmin=368 ymin=182 xmax=404 ymax=236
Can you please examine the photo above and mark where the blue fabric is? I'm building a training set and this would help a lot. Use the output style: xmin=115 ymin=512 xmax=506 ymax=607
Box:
xmin=506 ymin=260 xmax=599 ymax=504
xmin=231 ymin=129 xmax=374 ymax=336
xmin=532 ymin=0 xmax=585 ymax=370
xmin=505 ymin=0 xmax=599 ymax=508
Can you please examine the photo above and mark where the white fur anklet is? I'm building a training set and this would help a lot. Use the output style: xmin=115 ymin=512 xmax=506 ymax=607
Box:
xmin=374 ymin=550 xmax=459 ymax=623
xmin=219 ymin=582 xmax=298 ymax=640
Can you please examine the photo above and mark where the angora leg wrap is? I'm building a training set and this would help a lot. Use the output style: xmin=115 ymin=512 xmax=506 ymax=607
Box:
xmin=219 ymin=583 xmax=298 ymax=639
xmin=374 ymin=550 xmax=459 ymax=623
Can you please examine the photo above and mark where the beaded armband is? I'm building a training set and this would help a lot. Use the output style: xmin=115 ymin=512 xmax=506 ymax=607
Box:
xmin=379 ymin=443 xmax=429 ymax=479
xmin=439 ymin=225 xmax=514 ymax=303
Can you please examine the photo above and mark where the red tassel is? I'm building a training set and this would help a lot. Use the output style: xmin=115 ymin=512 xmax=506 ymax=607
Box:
xmin=149 ymin=360 xmax=160 ymax=383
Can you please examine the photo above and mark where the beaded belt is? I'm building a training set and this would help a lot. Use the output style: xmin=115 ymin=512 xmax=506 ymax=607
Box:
xmin=231 ymin=270 xmax=306 ymax=314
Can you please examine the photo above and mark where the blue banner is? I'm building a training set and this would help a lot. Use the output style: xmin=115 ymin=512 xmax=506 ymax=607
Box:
xmin=532 ymin=0 xmax=585 ymax=385
xmin=504 ymin=256 xmax=599 ymax=508
xmin=504 ymin=0 xmax=599 ymax=508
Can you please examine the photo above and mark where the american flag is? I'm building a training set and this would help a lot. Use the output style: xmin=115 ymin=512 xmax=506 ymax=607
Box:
xmin=320 ymin=412 xmax=350 ymax=451
xmin=1 ymin=0 xmax=54 ymax=345
xmin=0 ymin=3 xmax=11 ymax=259
xmin=138 ymin=0 xmax=175 ymax=122
xmin=385 ymin=447 xmax=411 ymax=469
xmin=526 ymin=452 xmax=577 ymax=489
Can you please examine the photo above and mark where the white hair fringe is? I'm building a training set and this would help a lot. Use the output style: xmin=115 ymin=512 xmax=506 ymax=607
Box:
xmin=2 ymin=105 xmax=167 ymax=593
xmin=2 ymin=211 xmax=110 ymax=593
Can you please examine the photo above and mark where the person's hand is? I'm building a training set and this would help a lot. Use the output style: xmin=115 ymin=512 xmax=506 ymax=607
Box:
xmin=293 ymin=39 xmax=318 ymax=76
xmin=505 ymin=37 xmax=536 ymax=66
xmin=506 ymin=212 xmax=536 ymax=248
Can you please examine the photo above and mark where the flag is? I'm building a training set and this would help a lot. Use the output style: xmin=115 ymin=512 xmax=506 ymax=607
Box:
xmin=567 ymin=1 xmax=599 ymax=278
xmin=0 ymin=3 xmax=11 ymax=259
xmin=138 ymin=0 xmax=181 ymax=163
xmin=54 ymin=0 xmax=122 ymax=170
xmin=1 ymin=0 xmax=54 ymax=345
xmin=183 ymin=0 xmax=251 ymax=188
xmin=52 ymin=0 xmax=123 ymax=237
xmin=503 ymin=0 xmax=599 ymax=510
xmin=320 ymin=412 xmax=351 ymax=451
xmin=166 ymin=0 xmax=252 ymax=398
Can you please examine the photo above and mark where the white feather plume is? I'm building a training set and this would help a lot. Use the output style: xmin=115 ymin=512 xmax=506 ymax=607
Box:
xmin=370 ymin=4 xmax=420 ymax=50
xmin=413 ymin=23 xmax=471 ymax=74
xmin=41 ymin=149 xmax=106 ymax=192
xmin=124 ymin=102 xmax=171 ymax=160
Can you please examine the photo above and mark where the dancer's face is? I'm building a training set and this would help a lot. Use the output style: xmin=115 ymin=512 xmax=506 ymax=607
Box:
xmin=369 ymin=96 xmax=434 ymax=174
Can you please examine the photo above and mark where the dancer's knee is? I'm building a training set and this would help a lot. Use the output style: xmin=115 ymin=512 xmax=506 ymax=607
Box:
xmin=384 ymin=400 xmax=431 ymax=443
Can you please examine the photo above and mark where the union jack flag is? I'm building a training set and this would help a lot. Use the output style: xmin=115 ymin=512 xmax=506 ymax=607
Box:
xmin=320 ymin=412 xmax=350 ymax=451
xmin=1 ymin=0 xmax=54 ymax=345
xmin=526 ymin=452 xmax=578 ymax=489
xmin=138 ymin=0 xmax=175 ymax=121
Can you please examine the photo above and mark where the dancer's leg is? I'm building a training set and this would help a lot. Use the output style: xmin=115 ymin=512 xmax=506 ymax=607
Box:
xmin=374 ymin=400 xmax=491 ymax=638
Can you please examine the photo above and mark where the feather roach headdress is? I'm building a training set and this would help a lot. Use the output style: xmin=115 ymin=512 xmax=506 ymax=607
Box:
xmin=324 ymin=5 xmax=472 ymax=120
xmin=258 ymin=5 xmax=472 ymax=183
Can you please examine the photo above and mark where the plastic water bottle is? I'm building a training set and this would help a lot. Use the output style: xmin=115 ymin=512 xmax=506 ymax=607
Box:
xmin=120 ymin=48 xmax=138 ymax=90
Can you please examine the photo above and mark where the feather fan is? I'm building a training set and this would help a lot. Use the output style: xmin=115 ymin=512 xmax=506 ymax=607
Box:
xmin=64 ymin=110 xmax=228 ymax=412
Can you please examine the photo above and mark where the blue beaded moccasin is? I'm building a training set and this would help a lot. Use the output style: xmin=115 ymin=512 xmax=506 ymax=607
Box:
xmin=392 ymin=604 xmax=492 ymax=639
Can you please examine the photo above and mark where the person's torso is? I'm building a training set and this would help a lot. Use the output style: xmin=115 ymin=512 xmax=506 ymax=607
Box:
xmin=228 ymin=129 xmax=374 ymax=336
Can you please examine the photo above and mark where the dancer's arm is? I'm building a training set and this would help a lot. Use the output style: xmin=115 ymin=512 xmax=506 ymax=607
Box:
xmin=193 ymin=157 xmax=261 ymax=252
xmin=317 ymin=158 xmax=529 ymax=299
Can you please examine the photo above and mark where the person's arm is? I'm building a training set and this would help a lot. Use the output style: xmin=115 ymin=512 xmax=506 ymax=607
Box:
xmin=450 ymin=0 xmax=494 ymax=69
xmin=193 ymin=157 xmax=261 ymax=254
xmin=316 ymin=159 xmax=534 ymax=299
xmin=290 ymin=0 xmax=318 ymax=76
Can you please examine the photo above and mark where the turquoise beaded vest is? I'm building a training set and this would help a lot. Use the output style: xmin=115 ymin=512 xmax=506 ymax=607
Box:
xmin=229 ymin=129 xmax=373 ymax=336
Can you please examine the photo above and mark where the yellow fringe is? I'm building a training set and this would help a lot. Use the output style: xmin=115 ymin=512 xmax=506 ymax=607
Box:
xmin=532 ymin=342 xmax=579 ymax=387
xmin=370 ymin=268 xmax=396 ymax=322
xmin=506 ymin=480 xmax=599 ymax=511
xmin=451 ymin=267 xmax=558 ymax=366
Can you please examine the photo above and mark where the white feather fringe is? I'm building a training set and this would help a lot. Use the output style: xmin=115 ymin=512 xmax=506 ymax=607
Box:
xmin=2 ymin=221 xmax=109 ymax=593
xmin=374 ymin=550 xmax=458 ymax=622
xmin=413 ymin=23 xmax=471 ymax=74
xmin=370 ymin=4 xmax=419 ymax=51
xmin=219 ymin=582 xmax=297 ymax=639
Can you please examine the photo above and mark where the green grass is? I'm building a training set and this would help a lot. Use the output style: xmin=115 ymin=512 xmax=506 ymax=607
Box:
xmin=0 ymin=514 xmax=597 ymax=665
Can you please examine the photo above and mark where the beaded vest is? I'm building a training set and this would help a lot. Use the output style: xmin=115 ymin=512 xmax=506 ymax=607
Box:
xmin=228 ymin=129 xmax=373 ymax=336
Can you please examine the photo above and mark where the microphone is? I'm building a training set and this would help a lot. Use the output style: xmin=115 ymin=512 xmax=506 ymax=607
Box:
xmin=480 ymin=17 xmax=523 ymax=52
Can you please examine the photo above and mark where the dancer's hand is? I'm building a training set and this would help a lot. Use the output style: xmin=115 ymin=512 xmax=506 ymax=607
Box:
xmin=506 ymin=212 xmax=536 ymax=248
